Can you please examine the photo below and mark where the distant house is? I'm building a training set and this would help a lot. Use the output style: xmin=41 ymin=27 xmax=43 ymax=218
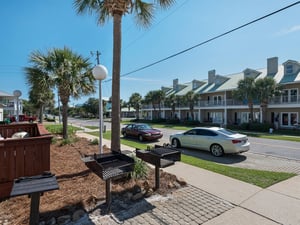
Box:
xmin=0 ymin=104 xmax=4 ymax=121
xmin=141 ymin=57 xmax=300 ymax=129
xmin=0 ymin=90 xmax=23 ymax=118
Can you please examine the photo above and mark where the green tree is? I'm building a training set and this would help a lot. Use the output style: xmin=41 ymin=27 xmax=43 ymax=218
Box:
xmin=153 ymin=90 xmax=165 ymax=119
xmin=82 ymin=97 xmax=99 ymax=117
xmin=183 ymin=91 xmax=200 ymax=120
xmin=144 ymin=90 xmax=157 ymax=118
xmin=233 ymin=77 xmax=256 ymax=123
xmin=25 ymin=67 xmax=55 ymax=122
xmin=165 ymin=94 xmax=177 ymax=119
xmin=21 ymin=99 xmax=37 ymax=117
xmin=255 ymin=77 xmax=281 ymax=123
xmin=74 ymin=0 xmax=175 ymax=151
xmin=25 ymin=47 xmax=95 ymax=139
xmin=128 ymin=92 xmax=142 ymax=120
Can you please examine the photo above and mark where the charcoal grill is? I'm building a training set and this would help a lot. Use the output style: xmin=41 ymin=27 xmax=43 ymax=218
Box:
xmin=82 ymin=152 xmax=135 ymax=212
xmin=82 ymin=152 xmax=135 ymax=180
xmin=136 ymin=145 xmax=181 ymax=189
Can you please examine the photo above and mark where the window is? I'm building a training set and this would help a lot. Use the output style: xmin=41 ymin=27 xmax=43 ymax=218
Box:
xmin=211 ymin=112 xmax=223 ymax=123
xmin=291 ymin=113 xmax=297 ymax=125
xmin=282 ymin=90 xmax=289 ymax=103
xmin=241 ymin=112 xmax=249 ymax=123
xmin=281 ymin=112 xmax=298 ymax=126
xmin=186 ymin=129 xmax=197 ymax=135
xmin=290 ymin=89 xmax=298 ymax=102
xmin=281 ymin=89 xmax=298 ymax=103
xmin=286 ymin=64 xmax=293 ymax=74
xmin=197 ymin=129 xmax=217 ymax=136
xmin=213 ymin=95 xmax=222 ymax=105
xmin=282 ymin=113 xmax=288 ymax=126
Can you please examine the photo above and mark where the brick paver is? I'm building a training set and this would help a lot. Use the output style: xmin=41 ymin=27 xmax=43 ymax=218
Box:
xmin=86 ymin=185 xmax=234 ymax=225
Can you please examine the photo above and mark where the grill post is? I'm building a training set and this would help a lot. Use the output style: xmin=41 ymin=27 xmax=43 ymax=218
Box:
xmin=136 ymin=146 xmax=181 ymax=190
xmin=106 ymin=178 xmax=112 ymax=213
xmin=155 ymin=166 xmax=160 ymax=190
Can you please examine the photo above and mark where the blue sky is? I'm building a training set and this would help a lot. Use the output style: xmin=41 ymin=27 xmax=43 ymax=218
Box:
xmin=1 ymin=0 xmax=300 ymax=106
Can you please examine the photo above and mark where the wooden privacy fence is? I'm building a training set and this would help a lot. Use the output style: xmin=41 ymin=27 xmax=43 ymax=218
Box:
xmin=0 ymin=123 xmax=52 ymax=199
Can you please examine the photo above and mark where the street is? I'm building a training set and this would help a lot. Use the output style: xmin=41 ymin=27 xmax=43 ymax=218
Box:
xmin=68 ymin=118 xmax=300 ymax=174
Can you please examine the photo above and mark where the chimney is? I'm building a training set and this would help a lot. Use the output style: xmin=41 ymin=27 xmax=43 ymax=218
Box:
xmin=267 ymin=57 xmax=278 ymax=75
xmin=208 ymin=70 xmax=216 ymax=84
xmin=173 ymin=79 xmax=178 ymax=91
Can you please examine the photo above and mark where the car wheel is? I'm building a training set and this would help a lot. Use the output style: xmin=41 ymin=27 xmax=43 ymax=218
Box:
xmin=172 ymin=138 xmax=181 ymax=148
xmin=123 ymin=132 xmax=127 ymax=138
xmin=138 ymin=135 xmax=144 ymax=142
xmin=210 ymin=144 xmax=224 ymax=157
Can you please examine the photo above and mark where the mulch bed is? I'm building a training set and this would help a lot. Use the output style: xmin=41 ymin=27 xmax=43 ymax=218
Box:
xmin=0 ymin=137 xmax=180 ymax=224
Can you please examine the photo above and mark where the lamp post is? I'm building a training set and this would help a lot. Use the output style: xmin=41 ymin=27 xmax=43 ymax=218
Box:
xmin=92 ymin=65 xmax=108 ymax=154
xmin=13 ymin=90 xmax=22 ymax=122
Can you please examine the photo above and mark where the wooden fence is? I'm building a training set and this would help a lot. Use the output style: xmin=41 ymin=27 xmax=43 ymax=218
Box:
xmin=0 ymin=123 xmax=52 ymax=199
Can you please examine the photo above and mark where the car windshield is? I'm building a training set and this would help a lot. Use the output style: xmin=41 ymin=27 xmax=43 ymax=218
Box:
xmin=138 ymin=124 xmax=152 ymax=130
xmin=217 ymin=128 xmax=237 ymax=136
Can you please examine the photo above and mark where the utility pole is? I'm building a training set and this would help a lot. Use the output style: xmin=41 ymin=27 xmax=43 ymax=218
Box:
xmin=91 ymin=50 xmax=101 ymax=65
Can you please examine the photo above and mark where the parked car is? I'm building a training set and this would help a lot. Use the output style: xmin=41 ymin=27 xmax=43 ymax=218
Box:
xmin=121 ymin=123 xmax=163 ymax=141
xmin=169 ymin=127 xmax=250 ymax=157
xmin=9 ymin=115 xmax=37 ymax=123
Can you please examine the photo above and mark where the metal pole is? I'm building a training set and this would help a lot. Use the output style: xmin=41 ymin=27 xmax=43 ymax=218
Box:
xmin=16 ymin=97 xmax=19 ymax=122
xmin=99 ymin=80 xmax=103 ymax=154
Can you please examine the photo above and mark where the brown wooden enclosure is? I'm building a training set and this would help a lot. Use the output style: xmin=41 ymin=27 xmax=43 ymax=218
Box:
xmin=0 ymin=123 xmax=52 ymax=199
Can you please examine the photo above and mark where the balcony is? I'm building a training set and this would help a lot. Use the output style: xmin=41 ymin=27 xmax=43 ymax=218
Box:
xmin=141 ymin=95 xmax=300 ymax=110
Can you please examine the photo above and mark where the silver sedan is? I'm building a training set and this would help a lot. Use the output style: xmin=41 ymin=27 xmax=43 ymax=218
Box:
xmin=169 ymin=127 xmax=250 ymax=157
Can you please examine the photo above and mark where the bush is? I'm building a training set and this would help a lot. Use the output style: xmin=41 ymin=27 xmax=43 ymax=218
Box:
xmin=131 ymin=155 xmax=148 ymax=179
xmin=182 ymin=120 xmax=201 ymax=126
xmin=59 ymin=136 xmax=79 ymax=146
xmin=90 ymin=138 xmax=99 ymax=145
xmin=239 ymin=122 xmax=273 ymax=132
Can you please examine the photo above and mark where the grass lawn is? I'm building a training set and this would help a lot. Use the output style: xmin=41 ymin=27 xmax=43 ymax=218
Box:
xmin=181 ymin=154 xmax=295 ymax=188
xmin=247 ymin=133 xmax=300 ymax=142
xmin=86 ymin=130 xmax=296 ymax=188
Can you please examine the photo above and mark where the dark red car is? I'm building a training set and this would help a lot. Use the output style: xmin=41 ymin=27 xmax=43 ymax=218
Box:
xmin=121 ymin=123 xmax=163 ymax=142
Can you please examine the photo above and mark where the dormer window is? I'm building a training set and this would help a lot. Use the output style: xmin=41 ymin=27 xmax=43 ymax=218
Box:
xmin=286 ymin=64 xmax=293 ymax=74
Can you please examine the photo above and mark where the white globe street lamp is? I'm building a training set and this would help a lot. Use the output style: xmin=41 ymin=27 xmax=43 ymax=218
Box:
xmin=13 ymin=90 xmax=22 ymax=122
xmin=92 ymin=65 xmax=108 ymax=154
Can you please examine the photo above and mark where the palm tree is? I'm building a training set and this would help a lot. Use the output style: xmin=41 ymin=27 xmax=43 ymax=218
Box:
xmin=233 ymin=77 xmax=256 ymax=123
xmin=128 ymin=92 xmax=142 ymax=120
xmin=25 ymin=67 xmax=55 ymax=123
xmin=255 ymin=77 xmax=281 ymax=123
xmin=25 ymin=47 xmax=95 ymax=139
xmin=152 ymin=90 xmax=165 ymax=119
xmin=164 ymin=94 xmax=177 ymax=119
xmin=144 ymin=90 xmax=157 ymax=117
xmin=74 ymin=0 xmax=175 ymax=151
xmin=183 ymin=91 xmax=200 ymax=120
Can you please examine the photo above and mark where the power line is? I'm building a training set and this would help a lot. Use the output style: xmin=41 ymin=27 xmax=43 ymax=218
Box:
xmin=105 ymin=1 xmax=300 ymax=82
xmin=123 ymin=0 xmax=190 ymax=51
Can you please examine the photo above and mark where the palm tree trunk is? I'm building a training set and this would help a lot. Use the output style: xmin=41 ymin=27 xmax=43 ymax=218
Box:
xmin=248 ymin=102 xmax=254 ymax=123
xmin=38 ymin=105 xmax=43 ymax=123
xmin=62 ymin=102 xmax=68 ymax=139
xmin=111 ymin=13 xmax=122 ymax=152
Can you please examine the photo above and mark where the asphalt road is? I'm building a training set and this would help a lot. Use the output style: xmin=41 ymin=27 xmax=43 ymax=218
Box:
xmin=158 ymin=128 xmax=300 ymax=161
xmin=68 ymin=118 xmax=300 ymax=173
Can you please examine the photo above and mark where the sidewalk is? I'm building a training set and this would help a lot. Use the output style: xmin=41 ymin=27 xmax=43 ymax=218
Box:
xmin=76 ymin=131 xmax=300 ymax=225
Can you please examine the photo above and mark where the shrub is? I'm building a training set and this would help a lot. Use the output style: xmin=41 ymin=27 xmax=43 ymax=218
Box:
xmin=90 ymin=138 xmax=99 ymax=145
xmin=131 ymin=155 xmax=148 ymax=179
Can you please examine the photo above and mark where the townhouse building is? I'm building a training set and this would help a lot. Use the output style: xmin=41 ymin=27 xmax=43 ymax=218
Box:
xmin=141 ymin=57 xmax=300 ymax=129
